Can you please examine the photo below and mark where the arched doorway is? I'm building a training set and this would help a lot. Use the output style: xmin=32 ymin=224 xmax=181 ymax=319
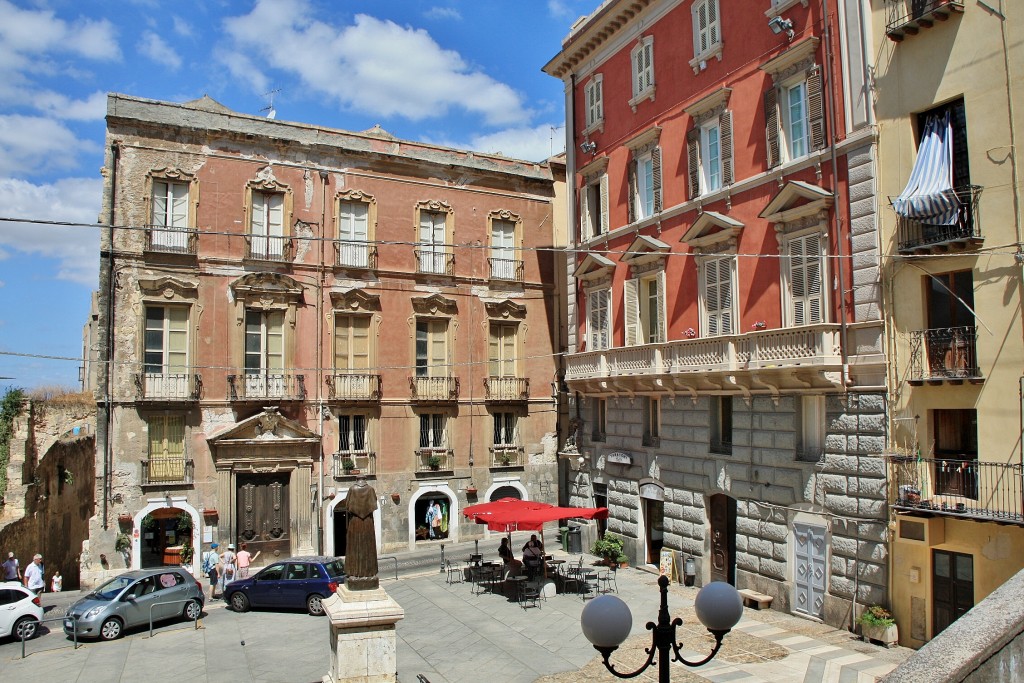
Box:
xmin=415 ymin=493 xmax=453 ymax=542
xmin=333 ymin=501 xmax=348 ymax=557
xmin=324 ymin=490 xmax=382 ymax=559
xmin=131 ymin=498 xmax=201 ymax=574
xmin=490 ymin=485 xmax=522 ymax=501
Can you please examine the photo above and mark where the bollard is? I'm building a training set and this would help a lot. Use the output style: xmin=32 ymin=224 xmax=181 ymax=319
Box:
xmin=439 ymin=544 xmax=445 ymax=572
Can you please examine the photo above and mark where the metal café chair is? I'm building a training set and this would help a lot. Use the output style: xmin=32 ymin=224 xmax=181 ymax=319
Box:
xmin=445 ymin=560 xmax=464 ymax=585
xmin=559 ymin=557 xmax=583 ymax=594
xmin=596 ymin=564 xmax=618 ymax=593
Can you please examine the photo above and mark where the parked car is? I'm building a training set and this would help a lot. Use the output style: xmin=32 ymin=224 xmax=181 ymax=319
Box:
xmin=64 ymin=567 xmax=205 ymax=641
xmin=0 ymin=584 xmax=43 ymax=641
xmin=224 ymin=556 xmax=345 ymax=616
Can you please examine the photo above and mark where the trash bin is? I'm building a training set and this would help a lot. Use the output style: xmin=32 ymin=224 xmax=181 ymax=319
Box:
xmin=559 ymin=527 xmax=570 ymax=553
xmin=567 ymin=527 xmax=582 ymax=554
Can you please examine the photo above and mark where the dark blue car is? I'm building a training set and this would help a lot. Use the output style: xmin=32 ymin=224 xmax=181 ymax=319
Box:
xmin=224 ymin=556 xmax=345 ymax=616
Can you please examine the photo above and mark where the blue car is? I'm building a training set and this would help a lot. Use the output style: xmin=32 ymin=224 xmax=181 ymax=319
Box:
xmin=223 ymin=556 xmax=345 ymax=616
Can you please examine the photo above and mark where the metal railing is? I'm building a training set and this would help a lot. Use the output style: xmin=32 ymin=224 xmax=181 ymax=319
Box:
xmin=410 ymin=376 xmax=459 ymax=401
xmin=135 ymin=372 xmax=201 ymax=401
xmin=142 ymin=458 xmax=195 ymax=485
xmin=146 ymin=225 xmax=198 ymax=255
xmin=334 ymin=241 xmax=377 ymax=269
xmin=326 ymin=373 xmax=382 ymax=401
xmin=888 ymin=455 xmax=1024 ymax=524
xmin=487 ymin=257 xmax=523 ymax=282
xmin=886 ymin=0 xmax=965 ymax=41
xmin=228 ymin=373 xmax=306 ymax=400
xmin=416 ymin=447 xmax=454 ymax=472
xmin=378 ymin=556 xmax=399 ymax=582
xmin=244 ymin=234 xmax=293 ymax=262
xmin=907 ymin=326 xmax=982 ymax=383
xmin=895 ymin=185 xmax=982 ymax=252
xmin=332 ymin=450 xmax=377 ymax=478
xmin=148 ymin=598 xmax=202 ymax=637
xmin=20 ymin=614 xmax=78 ymax=658
xmin=483 ymin=376 xmax=529 ymax=401
xmin=489 ymin=445 xmax=524 ymax=467
xmin=414 ymin=249 xmax=455 ymax=276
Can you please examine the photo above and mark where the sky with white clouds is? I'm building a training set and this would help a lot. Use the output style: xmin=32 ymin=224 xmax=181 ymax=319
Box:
xmin=0 ymin=0 xmax=590 ymax=390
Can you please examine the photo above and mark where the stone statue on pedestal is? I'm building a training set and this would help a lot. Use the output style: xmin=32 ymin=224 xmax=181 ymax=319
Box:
xmin=344 ymin=477 xmax=378 ymax=591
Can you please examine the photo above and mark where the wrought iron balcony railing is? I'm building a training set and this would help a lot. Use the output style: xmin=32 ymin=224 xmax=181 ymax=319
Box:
xmin=888 ymin=455 xmax=1024 ymax=525
xmin=145 ymin=225 xmax=198 ymax=255
xmin=483 ymin=376 xmax=529 ymax=402
xmin=416 ymin=447 xmax=454 ymax=473
xmin=142 ymin=458 xmax=194 ymax=486
xmin=490 ymin=445 xmax=524 ymax=467
xmin=326 ymin=373 xmax=382 ymax=401
xmin=895 ymin=185 xmax=982 ymax=253
xmin=332 ymin=450 xmax=377 ymax=478
xmin=415 ymin=249 xmax=455 ymax=276
xmin=134 ymin=372 xmax=202 ymax=401
xmin=244 ymin=235 xmax=293 ymax=262
xmin=907 ymin=327 xmax=983 ymax=385
xmin=886 ymin=0 xmax=964 ymax=41
xmin=488 ymin=258 xmax=524 ymax=282
xmin=409 ymin=376 xmax=459 ymax=402
xmin=334 ymin=241 xmax=378 ymax=270
xmin=228 ymin=373 xmax=306 ymax=401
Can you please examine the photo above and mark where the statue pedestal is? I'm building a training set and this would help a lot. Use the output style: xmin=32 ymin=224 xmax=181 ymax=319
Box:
xmin=322 ymin=584 xmax=405 ymax=683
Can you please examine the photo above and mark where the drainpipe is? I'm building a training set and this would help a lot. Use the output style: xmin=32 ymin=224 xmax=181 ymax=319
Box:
xmin=100 ymin=142 xmax=120 ymax=531
xmin=561 ymin=73 xmax=578 ymax=507
xmin=317 ymin=169 xmax=329 ymax=555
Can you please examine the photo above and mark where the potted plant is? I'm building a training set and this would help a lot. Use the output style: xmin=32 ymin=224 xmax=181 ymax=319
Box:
xmin=465 ymin=484 xmax=477 ymax=496
xmin=115 ymin=532 xmax=132 ymax=566
xmin=592 ymin=533 xmax=628 ymax=567
xmin=342 ymin=458 xmax=356 ymax=475
xmin=857 ymin=605 xmax=898 ymax=646
xmin=391 ymin=492 xmax=401 ymax=504
xmin=427 ymin=455 xmax=442 ymax=471
xmin=500 ymin=454 xmax=512 ymax=466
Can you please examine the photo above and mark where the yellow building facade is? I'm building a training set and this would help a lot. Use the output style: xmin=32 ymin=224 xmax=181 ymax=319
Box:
xmin=874 ymin=0 xmax=1024 ymax=647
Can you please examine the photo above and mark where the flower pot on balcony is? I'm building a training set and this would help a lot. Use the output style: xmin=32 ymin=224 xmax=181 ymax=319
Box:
xmin=117 ymin=513 xmax=132 ymax=524
xmin=465 ymin=486 xmax=477 ymax=496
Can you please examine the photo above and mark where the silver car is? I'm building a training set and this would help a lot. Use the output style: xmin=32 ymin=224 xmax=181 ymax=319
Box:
xmin=64 ymin=567 xmax=205 ymax=641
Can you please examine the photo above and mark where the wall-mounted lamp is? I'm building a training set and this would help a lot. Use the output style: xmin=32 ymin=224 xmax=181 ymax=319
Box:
xmin=768 ymin=16 xmax=795 ymax=40
xmin=580 ymin=140 xmax=597 ymax=155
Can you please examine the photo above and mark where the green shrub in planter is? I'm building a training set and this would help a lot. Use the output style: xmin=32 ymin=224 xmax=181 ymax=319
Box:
xmin=591 ymin=533 xmax=627 ymax=564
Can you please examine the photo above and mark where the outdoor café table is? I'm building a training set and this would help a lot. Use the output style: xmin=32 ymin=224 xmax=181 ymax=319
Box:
xmin=578 ymin=569 xmax=599 ymax=599
xmin=507 ymin=574 xmax=528 ymax=601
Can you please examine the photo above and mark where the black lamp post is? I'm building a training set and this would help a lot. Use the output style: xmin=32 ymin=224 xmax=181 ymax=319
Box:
xmin=580 ymin=575 xmax=742 ymax=682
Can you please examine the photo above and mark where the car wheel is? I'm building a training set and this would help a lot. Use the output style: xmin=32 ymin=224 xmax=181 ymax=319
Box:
xmin=183 ymin=599 xmax=202 ymax=621
xmin=306 ymin=594 xmax=325 ymax=616
xmin=100 ymin=617 xmax=123 ymax=641
xmin=230 ymin=592 xmax=250 ymax=613
xmin=13 ymin=616 xmax=38 ymax=641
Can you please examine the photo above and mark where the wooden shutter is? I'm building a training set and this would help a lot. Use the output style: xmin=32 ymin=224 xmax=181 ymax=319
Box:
xmin=352 ymin=316 xmax=370 ymax=370
xmin=764 ymin=88 xmax=781 ymax=169
xmin=790 ymin=234 xmax=823 ymax=325
xmin=589 ymin=289 xmax=609 ymax=350
xmin=704 ymin=256 xmax=733 ymax=337
xmin=268 ymin=194 xmax=284 ymax=236
xmin=580 ymin=187 xmax=592 ymax=241
xmin=696 ymin=0 xmax=710 ymax=54
xmin=652 ymin=147 xmax=663 ymax=212
xmin=687 ymin=128 xmax=701 ymax=199
xmin=806 ymin=65 xmax=826 ymax=151
xmin=169 ymin=182 xmax=188 ymax=228
xmin=624 ymin=278 xmax=640 ymax=346
xmin=267 ymin=311 xmax=284 ymax=370
xmin=627 ymin=162 xmax=637 ymax=223
xmin=634 ymin=44 xmax=644 ymax=95
xmin=252 ymin=193 xmax=266 ymax=235
xmin=599 ymin=174 xmax=609 ymax=234
xmin=167 ymin=306 xmax=188 ymax=373
xmin=708 ymin=0 xmax=719 ymax=46
xmin=719 ymin=110 xmax=733 ymax=186
xmin=655 ymin=270 xmax=666 ymax=343
xmin=430 ymin=320 xmax=447 ymax=373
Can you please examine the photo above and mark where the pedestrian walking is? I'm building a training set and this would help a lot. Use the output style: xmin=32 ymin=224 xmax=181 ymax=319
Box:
xmin=51 ymin=570 xmax=62 ymax=592
xmin=235 ymin=542 xmax=260 ymax=579
xmin=202 ymin=543 xmax=220 ymax=599
xmin=23 ymin=554 xmax=44 ymax=594
xmin=2 ymin=551 xmax=20 ymax=583
xmin=220 ymin=544 xmax=237 ymax=588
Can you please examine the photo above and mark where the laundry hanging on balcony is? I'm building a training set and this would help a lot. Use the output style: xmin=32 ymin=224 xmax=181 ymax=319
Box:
xmin=891 ymin=111 xmax=959 ymax=225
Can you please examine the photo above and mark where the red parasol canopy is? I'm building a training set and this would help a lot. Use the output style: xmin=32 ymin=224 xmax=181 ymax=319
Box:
xmin=464 ymin=497 xmax=608 ymax=532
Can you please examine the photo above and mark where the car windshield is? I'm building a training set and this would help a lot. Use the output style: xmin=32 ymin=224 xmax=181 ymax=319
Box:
xmin=91 ymin=576 xmax=135 ymax=600
xmin=324 ymin=560 xmax=345 ymax=578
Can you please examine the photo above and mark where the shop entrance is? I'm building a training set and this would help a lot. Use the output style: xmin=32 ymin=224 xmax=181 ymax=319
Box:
xmin=333 ymin=499 xmax=348 ymax=557
xmin=140 ymin=507 xmax=194 ymax=568
xmin=415 ymin=494 xmax=451 ymax=542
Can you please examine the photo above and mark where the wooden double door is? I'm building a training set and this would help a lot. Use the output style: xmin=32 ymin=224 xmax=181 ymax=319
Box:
xmin=237 ymin=473 xmax=291 ymax=561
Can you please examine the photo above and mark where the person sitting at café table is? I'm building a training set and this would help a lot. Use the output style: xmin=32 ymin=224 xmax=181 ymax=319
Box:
xmin=499 ymin=538 xmax=523 ymax=576
xmin=521 ymin=535 xmax=544 ymax=576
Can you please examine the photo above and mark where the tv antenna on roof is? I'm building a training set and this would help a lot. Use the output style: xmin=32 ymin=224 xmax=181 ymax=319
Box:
xmin=260 ymin=89 xmax=281 ymax=119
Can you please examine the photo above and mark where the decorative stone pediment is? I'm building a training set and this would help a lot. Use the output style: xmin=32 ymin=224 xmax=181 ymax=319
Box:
xmin=249 ymin=166 xmax=289 ymax=192
xmin=680 ymin=211 xmax=744 ymax=251
xmin=330 ymin=289 xmax=381 ymax=312
xmin=484 ymin=300 xmax=527 ymax=319
xmin=411 ymin=293 xmax=457 ymax=316
xmin=760 ymin=180 xmax=833 ymax=227
xmin=760 ymin=37 xmax=820 ymax=84
xmin=684 ymin=87 xmax=732 ymax=126
xmin=415 ymin=199 xmax=453 ymax=215
xmin=336 ymin=189 xmax=376 ymax=205
xmin=573 ymin=252 xmax=615 ymax=283
xmin=620 ymin=234 xmax=669 ymax=265
xmin=230 ymin=273 xmax=305 ymax=304
xmin=207 ymin=407 xmax=319 ymax=445
xmin=149 ymin=167 xmax=195 ymax=182
xmin=139 ymin=275 xmax=199 ymax=299
xmin=578 ymin=155 xmax=609 ymax=181
xmin=624 ymin=126 xmax=662 ymax=155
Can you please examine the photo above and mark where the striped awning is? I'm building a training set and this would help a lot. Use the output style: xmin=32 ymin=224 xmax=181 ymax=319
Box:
xmin=891 ymin=111 xmax=959 ymax=225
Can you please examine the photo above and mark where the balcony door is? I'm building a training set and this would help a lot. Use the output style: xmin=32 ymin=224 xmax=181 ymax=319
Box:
xmin=926 ymin=271 xmax=975 ymax=377
xmin=933 ymin=550 xmax=973 ymax=636
xmin=933 ymin=409 xmax=978 ymax=498
xmin=245 ymin=309 xmax=285 ymax=396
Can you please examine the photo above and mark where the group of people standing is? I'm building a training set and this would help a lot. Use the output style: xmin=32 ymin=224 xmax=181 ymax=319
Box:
xmin=3 ymin=551 xmax=61 ymax=594
xmin=200 ymin=542 xmax=259 ymax=599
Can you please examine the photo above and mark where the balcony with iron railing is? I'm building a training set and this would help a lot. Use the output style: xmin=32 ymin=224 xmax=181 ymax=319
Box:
xmin=888 ymin=454 xmax=1024 ymax=525
xmin=414 ymin=249 xmax=455 ymax=276
xmin=227 ymin=372 xmax=307 ymax=401
xmin=141 ymin=458 xmax=194 ymax=486
xmin=326 ymin=373 xmax=382 ymax=402
xmin=415 ymin=447 xmax=454 ymax=473
xmin=332 ymin=450 xmax=377 ymax=478
xmin=334 ymin=241 xmax=378 ymax=270
xmin=483 ymin=376 xmax=529 ymax=402
xmin=135 ymin=372 xmax=202 ymax=402
xmin=896 ymin=185 xmax=982 ymax=254
xmin=409 ymin=376 xmax=460 ymax=402
xmin=886 ymin=0 xmax=964 ymax=41
xmin=907 ymin=326 xmax=983 ymax=385
xmin=243 ymin=234 xmax=294 ymax=263
xmin=565 ymin=324 xmax=843 ymax=394
xmin=490 ymin=445 xmax=524 ymax=468
xmin=488 ymin=258 xmax=524 ymax=282
xmin=145 ymin=225 xmax=198 ymax=256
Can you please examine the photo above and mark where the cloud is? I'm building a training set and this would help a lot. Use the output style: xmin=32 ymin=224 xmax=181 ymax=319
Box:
xmin=221 ymin=1 xmax=529 ymax=127
xmin=0 ymin=115 xmax=96 ymax=176
xmin=28 ymin=90 xmax=107 ymax=121
xmin=138 ymin=31 xmax=183 ymax=70
xmin=0 ymin=0 xmax=120 ymax=73
xmin=547 ymin=1 xmax=575 ymax=18
xmin=426 ymin=122 xmax=567 ymax=163
xmin=424 ymin=7 xmax=462 ymax=21
xmin=172 ymin=16 xmax=193 ymax=37
xmin=0 ymin=177 xmax=102 ymax=286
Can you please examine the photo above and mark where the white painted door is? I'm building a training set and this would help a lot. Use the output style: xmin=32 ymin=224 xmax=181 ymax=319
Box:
xmin=793 ymin=523 xmax=826 ymax=619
